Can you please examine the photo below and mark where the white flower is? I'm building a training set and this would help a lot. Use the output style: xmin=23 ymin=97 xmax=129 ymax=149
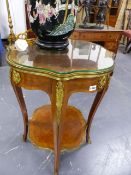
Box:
xmin=15 ymin=39 xmax=28 ymax=52
xmin=29 ymin=15 xmax=34 ymax=23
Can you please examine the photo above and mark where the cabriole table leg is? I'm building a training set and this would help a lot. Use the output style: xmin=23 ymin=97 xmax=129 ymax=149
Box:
xmin=51 ymin=81 xmax=69 ymax=175
xmin=10 ymin=69 xmax=28 ymax=142
xmin=86 ymin=88 xmax=107 ymax=144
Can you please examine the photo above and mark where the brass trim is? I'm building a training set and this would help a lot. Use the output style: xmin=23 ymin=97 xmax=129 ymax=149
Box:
xmin=28 ymin=105 xmax=86 ymax=152
xmin=56 ymin=81 xmax=64 ymax=125
xmin=7 ymin=59 xmax=114 ymax=81
xmin=87 ymin=136 xmax=92 ymax=144
xmin=97 ymin=74 xmax=110 ymax=91
xmin=28 ymin=135 xmax=86 ymax=153
xmin=12 ymin=70 xmax=21 ymax=84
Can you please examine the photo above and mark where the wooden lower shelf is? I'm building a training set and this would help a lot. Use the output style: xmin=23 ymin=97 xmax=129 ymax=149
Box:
xmin=29 ymin=105 xmax=86 ymax=151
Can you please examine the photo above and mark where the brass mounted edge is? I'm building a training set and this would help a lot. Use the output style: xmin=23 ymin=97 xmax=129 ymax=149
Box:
xmin=97 ymin=73 xmax=110 ymax=91
xmin=11 ymin=69 xmax=21 ymax=84
xmin=56 ymin=81 xmax=64 ymax=125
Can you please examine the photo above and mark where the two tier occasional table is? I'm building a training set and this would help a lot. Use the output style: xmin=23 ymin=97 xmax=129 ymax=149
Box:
xmin=7 ymin=40 xmax=115 ymax=175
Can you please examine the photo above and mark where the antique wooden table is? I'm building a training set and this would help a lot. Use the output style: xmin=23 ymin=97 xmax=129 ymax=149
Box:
xmin=70 ymin=25 xmax=122 ymax=54
xmin=7 ymin=40 xmax=115 ymax=175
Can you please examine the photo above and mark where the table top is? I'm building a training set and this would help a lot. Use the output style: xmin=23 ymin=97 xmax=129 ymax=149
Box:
xmin=7 ymin=40 xmax=115 ymax=80
xmin=75 ymin=24 xmax=123 ymax=32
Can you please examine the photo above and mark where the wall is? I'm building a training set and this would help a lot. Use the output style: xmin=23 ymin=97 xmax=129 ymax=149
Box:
xmin=0 ymin=0 xmax=26 ymax=39
xmin=127 ymin=0 xmax=131 ymax=9
xmin=115 ymin=0 xmax=127 ymax=29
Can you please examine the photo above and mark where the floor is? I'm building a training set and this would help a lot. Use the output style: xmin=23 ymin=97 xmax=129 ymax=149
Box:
xmin=0 ymin=46 xmax=131 ymax=175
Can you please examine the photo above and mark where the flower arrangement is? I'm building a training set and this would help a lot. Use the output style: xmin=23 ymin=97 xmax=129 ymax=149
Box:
xmin=27 ymin=1 xmax=58 ymax=25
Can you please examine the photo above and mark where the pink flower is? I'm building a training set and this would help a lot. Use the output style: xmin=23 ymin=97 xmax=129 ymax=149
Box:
xmin=37 ymin=4 xmax=44 ymax=14
xmin=47 ymin=7 xmax=56 ymax=18
xmin=39 ymin=14 xmax=46 ymax=24
xmin=48 ymin=11 xmax=53 ymax=17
